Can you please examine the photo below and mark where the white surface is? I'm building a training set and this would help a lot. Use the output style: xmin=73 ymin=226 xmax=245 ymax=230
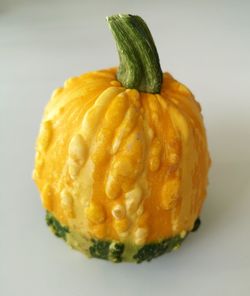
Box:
xmin=1 ymin=0 xmax=250 ymax=295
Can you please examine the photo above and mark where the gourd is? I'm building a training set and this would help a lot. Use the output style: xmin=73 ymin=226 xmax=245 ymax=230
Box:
xmin=33 ymin=14 xmax=211 ymax=263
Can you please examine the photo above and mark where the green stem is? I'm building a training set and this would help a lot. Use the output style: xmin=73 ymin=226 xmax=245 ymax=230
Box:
xmin=107 ymin=14 xmax=163 ymax=93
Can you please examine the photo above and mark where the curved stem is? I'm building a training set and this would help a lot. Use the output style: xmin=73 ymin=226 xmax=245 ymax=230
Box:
xmin=107 ymin=14 xmax=162 ymax=93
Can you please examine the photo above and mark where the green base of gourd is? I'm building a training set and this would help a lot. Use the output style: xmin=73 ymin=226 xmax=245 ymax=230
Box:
xmin=46 ymin=212 xmax=201 ymax=263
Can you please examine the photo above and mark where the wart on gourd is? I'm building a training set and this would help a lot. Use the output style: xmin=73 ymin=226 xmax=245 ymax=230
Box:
xmin=33 ymin=14 xmax=210 ymax=263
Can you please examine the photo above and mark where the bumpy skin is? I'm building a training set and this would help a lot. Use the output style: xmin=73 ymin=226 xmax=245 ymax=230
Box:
xmin=33 ymin=68 xmax=210 ymax=262
xmin=46 ymin=211 xmax=198 ymax=263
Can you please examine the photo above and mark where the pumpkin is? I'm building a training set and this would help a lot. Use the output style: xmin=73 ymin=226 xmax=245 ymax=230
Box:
xmin=33 ymin=14 xmax=211 ymax=263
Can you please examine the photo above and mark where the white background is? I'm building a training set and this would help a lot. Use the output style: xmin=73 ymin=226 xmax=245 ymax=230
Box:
xmin=1 ymin=0 xmax=250 ymax=295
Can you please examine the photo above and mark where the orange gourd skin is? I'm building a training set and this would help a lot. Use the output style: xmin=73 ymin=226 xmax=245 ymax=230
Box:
xmin=33 ymin=68 xmax=211 ymax=247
